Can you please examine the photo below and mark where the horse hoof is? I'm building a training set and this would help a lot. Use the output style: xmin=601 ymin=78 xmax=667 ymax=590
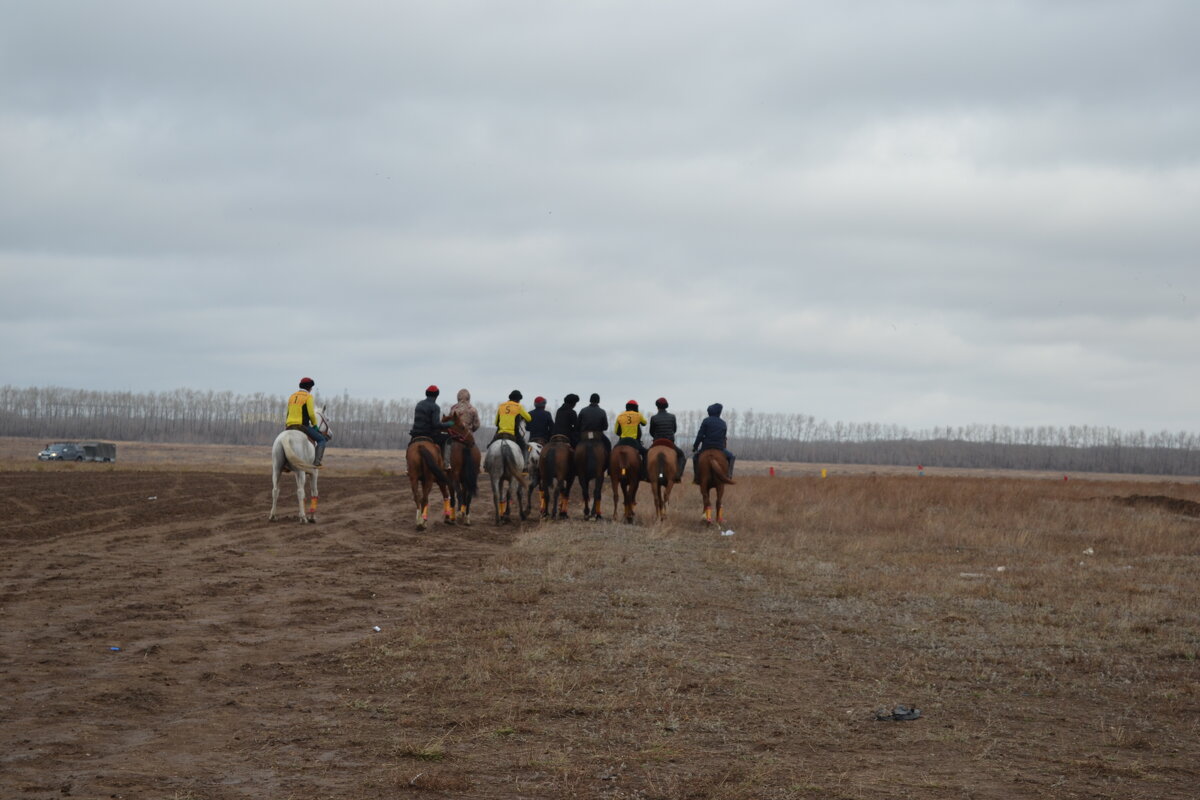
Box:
xmin=268 ymin=515 xmax=277 ymax=522
xmin=306 ymin=516 xmax=317 ymax=524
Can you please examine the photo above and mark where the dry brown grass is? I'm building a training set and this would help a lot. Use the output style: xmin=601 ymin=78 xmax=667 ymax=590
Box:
xmin=322 ymin=473 xmax=1200 ymax=798
xmin=5 ymin=435 xmax=1200 ymax=797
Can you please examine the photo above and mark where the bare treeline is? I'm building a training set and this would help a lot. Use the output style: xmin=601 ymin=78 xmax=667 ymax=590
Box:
xmin=2 ymin=385 xmax=1198 ymax=476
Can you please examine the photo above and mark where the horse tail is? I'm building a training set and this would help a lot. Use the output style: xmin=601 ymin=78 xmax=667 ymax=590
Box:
xmin=282 ymin=433 xmax=317 ymax=471
xmin=420 ymin=446 xmax=449 ymax=485
xmin=503 ymin=441 xmax=529 ymax=488
xmin=707 ymin=453 xmax=734 ymax=485
xmin=586 ymin=441 xmax=595 ymax=481
xmin=655 ymin=450 xmax=667 ymax=486
xmin=461 ymin=445 xmax=478 ymax=498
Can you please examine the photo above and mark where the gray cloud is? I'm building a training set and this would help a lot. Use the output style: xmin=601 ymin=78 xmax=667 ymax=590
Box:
xmin=3 ymin=1 xmax=1198 ymax=432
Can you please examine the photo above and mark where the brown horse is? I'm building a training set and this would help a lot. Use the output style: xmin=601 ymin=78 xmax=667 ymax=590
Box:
xmin=609 ymin=443 xmax=642 ymax=523
xmin=443 ymin=413 xmax=481 ymax=526
xmin=574 ymin=433 xmax=609 ymax=520
xmin=696 ymin=448 xmax=734 ymax=525
xmin=405 ymin=437 xmax=451 ymax=530
xmin=646 ymin=440 xmax=683 ymax=521
xmin=540 ymin=436 xmax=575 ymax=519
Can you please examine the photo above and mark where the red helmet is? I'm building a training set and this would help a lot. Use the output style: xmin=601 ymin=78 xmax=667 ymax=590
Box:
xmin=426 ymin=385 xmax=439 ymax=395
xmin=626 ymin=399 xmax=638 ymax=410
xmin=656 ymin=397 xmax=668 ymax=408
xmin=534 ymin=396 xmax=547 ymax=405
xmin=299 ymin=377 xmax=314 ymax=389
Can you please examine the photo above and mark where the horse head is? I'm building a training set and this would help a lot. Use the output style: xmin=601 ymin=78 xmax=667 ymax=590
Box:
xmin=316 ymin=405 xmax=333 ymax=439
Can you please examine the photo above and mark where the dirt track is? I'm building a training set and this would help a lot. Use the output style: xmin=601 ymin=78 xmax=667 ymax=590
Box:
xmin=1 ymin=469 xmax=518 ymax=798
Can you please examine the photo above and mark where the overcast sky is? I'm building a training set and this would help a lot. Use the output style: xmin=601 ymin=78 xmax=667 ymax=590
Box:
xmin=3 ymin=1 xmax=1198 ymax=432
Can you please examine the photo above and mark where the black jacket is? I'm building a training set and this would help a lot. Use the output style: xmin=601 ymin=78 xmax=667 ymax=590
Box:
xmin=552 ymin=406 xmax=579 ymax=444
xmin=410 ymin=397 xmax=445 ymax=437
xmin=578 ymin=403 xmax=608 ymax=433
xmin=649 ymin=410 xmax=677 ymax=441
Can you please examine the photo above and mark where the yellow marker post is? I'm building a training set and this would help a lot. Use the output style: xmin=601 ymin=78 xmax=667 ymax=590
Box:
xmin=821 ymin=468 xmax=827 ymax=479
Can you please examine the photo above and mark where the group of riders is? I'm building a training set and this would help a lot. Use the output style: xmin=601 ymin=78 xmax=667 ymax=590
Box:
xmin=285 ymin=377 xmax=735 ymax=482
xmin=410 ymin=385 xmax=736 ymax=484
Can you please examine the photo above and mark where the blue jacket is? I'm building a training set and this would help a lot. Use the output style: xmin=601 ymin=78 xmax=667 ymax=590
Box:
xmin=527 ymin=407 xmax=554 ymax=440
xmin=693 ymin=403 xmax=727 ymax=451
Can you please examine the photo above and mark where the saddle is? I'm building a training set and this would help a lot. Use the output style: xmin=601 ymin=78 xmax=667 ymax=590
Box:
xmin=581 ymin=430 xmax=604 ymax=441
xmin=286 ymin=424 xmax=322 ymax=445
xmin=651 ymin=438 xmax=677 ymax=449
xmin=549 ymin=434 xmax=571 ymax=444
xmin=409 ymin=435 xmax=434 ymax=446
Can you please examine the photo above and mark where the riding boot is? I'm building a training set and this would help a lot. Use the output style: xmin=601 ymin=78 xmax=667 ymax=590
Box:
xmin=314 ymin=441 xmax=326 ymax=467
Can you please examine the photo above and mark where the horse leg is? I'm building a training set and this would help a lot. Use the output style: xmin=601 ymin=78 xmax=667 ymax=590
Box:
xmin=626 ymin=477 xmax=638 ymax=523
xmin=715 ymin=484 xmax=725 ymax=525
xmin=442 ymin=483 xmax=453 ymax=524
xmin=269 ymin=460 xmax=281 ymax=522
xmin=307 ymin=468 xmax=319 ymax=522
xmin=294 ymin=469 xmax=308 ymax=523
xmin=518 ymin=476 xmax=531 ymax=521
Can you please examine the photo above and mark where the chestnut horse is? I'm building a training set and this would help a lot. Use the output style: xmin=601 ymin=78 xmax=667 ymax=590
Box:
xmin=443 ymin=412 xmax=481 ymax=526
xmin=695 ymin=448 xmax=734 ymax=525
xmin=540 ymin=436 xmax=575 ymax=519
xmin=608 ymin=443 xmax=642 ymax=523
xmin=574 ymin=433 xmax=609 ymax=520
xmin=646 ymin=440 xmax=683 ymax=521
xmin=406 ymin=437 xmax=451 ymax=530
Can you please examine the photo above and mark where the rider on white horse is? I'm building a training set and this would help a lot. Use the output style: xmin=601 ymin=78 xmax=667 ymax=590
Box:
xmin=492 ymin=390 xmax=532 ymax=468
xmin=287 ymin=377 xmax=328 ymax=467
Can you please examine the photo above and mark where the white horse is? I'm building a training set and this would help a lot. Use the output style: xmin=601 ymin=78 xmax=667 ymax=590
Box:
xmin=269 ymin=407 xmax=331 ymax=523
xmin=484 ymin=438 xmax=529 ymax=524
xmin=525 ymin=441 xmax=543 ymax=517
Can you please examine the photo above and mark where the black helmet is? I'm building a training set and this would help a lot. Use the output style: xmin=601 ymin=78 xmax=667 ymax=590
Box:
xmin=299 ymin=377 xmax=315 ymax=389
xmin=509 ymin=390 xmax=523 ymax=401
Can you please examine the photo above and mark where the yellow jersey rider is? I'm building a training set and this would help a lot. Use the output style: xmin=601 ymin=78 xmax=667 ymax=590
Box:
xmin=493 ymin=390 xmax=533 ymax=464
xmin=286 ymin=377 xmax=328 ymax=467
xmin=613 ymin=399 xmax=649 ymax=479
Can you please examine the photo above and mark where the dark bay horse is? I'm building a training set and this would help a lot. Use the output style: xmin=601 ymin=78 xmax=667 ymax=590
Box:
xmin=406 ymin=437 xmax=451 ymax=530
xmin=609 ymin=443 xmax=642 ymax=524
xmin=444 ymin=412 xmax=481 ymax=526
xmin=574 ymin=433 xmax=609 ymax=520
xmin=540 ymin=436 xmax=575 ymax=519
xmin=646 ymin=440 xmax=682 ymax=521
xmin=696 ymin=448 xmax=734 ymax=525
